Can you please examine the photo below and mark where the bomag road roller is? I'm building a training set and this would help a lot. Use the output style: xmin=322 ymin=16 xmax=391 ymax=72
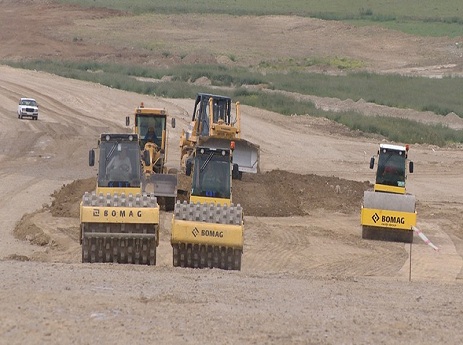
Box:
xmin=361 ymin=143 xmax=416 ymax=243
xmin=126 ymin=103 xmax=177 ymax=211
xmin=179 ymin=93 xmax=259 ymax=179
xmin=80 ymin=133 xmax=160 ymax=265
xmin=171 ymin=144 xmax=244 ymax=270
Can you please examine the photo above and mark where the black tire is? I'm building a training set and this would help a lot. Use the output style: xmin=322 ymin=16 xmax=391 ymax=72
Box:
xmin=232 ymin=164 xmax=242 ymax=180
xmin=164 ymin=197 xmax=176 ymax=212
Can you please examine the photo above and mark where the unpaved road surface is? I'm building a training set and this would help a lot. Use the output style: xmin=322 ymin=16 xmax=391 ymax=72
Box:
xmin=1 ymin=1 xmax=463 ymax=344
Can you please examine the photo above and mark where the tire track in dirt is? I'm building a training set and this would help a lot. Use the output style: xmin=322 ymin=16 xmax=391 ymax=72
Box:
xmin=0 ymin=80 xmax=122 ymax=132
xmin=0 ymin=172 xmax=55 ymax=259
xmin=243 ymin=214 xmax=409 ymax=277
xmin=243 ymin=217 xmax=313 ymax=272
xmin=398 ymin=221 xmax=463 ymax=282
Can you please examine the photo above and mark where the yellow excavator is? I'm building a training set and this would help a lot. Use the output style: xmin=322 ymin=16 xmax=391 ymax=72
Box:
xmin=179 ymin=93 xmax=259 ymax=179
xmin=171 ymin=143 xmax=244 ymax=270
xmin=361 ymin=143 xmax=416 ymax=243
xmin=126 ymin=103 xmax=177 ymax=211
xmin=80 ymin=133 xmax=160 ymax=264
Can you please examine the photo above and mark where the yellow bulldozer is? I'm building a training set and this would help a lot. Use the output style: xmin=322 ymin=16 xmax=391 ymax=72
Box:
xmin=179 ymin=93 xmax=259 ymax=180
xmin=361 ymin=143 xmax=416 ymax=243
xmin=80 ymin=133 xmax=160 ymax=265
xmin=171 ymin=144 xmax=244 ymax=270
xmin=126 ymin=103 xmax=177 ymax=211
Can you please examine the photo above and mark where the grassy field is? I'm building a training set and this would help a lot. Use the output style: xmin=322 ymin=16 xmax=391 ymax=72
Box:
xmin=5 ymin=1 xmax=463 ymax=145
xmin=5 ymin=59 xmax=463 ymax=146
xmin=9 ymin=59 xmax=463 ymax=118
xmin=266 ymin=71 xmax=463 ymax=117
xmin=57 ymin=0 xmax=463 ymax=37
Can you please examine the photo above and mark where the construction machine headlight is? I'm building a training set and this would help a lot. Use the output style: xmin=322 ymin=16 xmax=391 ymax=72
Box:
xmin=105 ymin=135 xmax=110 ymax=141
xmin=200 ymin=148 xmax=205 ymax=154
xmin=221 ymin=150 xmax=226 ymax=156
xmin=129 ymin=135 xmax=134 ymax=141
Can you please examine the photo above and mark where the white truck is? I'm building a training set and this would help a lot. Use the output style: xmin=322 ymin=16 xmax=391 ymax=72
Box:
xmin=17 ymin=98 xmax=39 ymax=120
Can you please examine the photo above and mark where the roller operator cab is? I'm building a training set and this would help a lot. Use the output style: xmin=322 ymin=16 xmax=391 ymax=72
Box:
xmin=361 ymin=143 xmax=417 ymax=243
xmin=370 ymin=143 xmax=414 ymax=194
xmin=80 ymin=133 xmax=160 ymax=265
xmin=93 ymin=134 xmax=141 ymax=191
xmin=187 ymin=146 xmax=232 ymax=205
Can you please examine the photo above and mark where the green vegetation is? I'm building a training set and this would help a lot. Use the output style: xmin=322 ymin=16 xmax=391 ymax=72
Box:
xmin=57 ymin=0 xmax=463 ymax=37
xmin=7 ymin=1 xmax=463 ymax=146
xmin=265 ymin=71 xmax=463 ymax=117
xmin=320 ymin=112 xmax=463 ymax=147
xmin=258 ymin=57 xmax=365 ymax=71
xmin=8 ymin=60 xmax=463 ymax=118
xmin=4 ymin=59 xmax=463 ymax=146
xmin=235 ymin=88 xmax=463 ymax=146
xmin=19 ymin=59 xmax=463 ymax=117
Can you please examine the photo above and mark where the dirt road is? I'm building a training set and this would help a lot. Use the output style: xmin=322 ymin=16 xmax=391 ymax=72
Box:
xmin=1 ymin=1 xmax=463 ymax=344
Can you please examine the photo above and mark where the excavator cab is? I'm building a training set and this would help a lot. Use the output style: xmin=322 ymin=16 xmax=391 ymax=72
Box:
xmin=193 ymin=93 xmax=232 ymax=136
xmin=180 ymin=93 xmax=260 ymax=178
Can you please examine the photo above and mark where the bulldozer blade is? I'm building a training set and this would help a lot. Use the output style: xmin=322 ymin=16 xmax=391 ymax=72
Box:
xmin=143 ymin=173 xmax=178 ymax=198
xmin=200 ymin=137 xmax=259 ymax=174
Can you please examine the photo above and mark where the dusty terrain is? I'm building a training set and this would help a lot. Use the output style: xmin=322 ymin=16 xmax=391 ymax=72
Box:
xmin=1 ymin=1 xmax=463 ymax=344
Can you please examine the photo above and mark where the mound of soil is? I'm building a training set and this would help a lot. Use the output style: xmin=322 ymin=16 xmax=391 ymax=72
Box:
xmin=49 ymin=178 xmax=96 ymax=218
xmin=233 ymin=170 xmax=370 ymax=217
xmin=44 ymin=171 xmax=370 ymax=220
xmin=14 ymin=212 xmax=51 ymax=247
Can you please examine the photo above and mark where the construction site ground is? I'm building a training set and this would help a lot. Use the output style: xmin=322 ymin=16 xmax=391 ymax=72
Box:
xmin=1 ymin=1 xmax=463 ymax=344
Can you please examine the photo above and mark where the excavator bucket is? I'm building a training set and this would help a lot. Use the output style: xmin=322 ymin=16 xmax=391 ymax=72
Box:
xmin=200 ymin=137 xmax=259 ymax=174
